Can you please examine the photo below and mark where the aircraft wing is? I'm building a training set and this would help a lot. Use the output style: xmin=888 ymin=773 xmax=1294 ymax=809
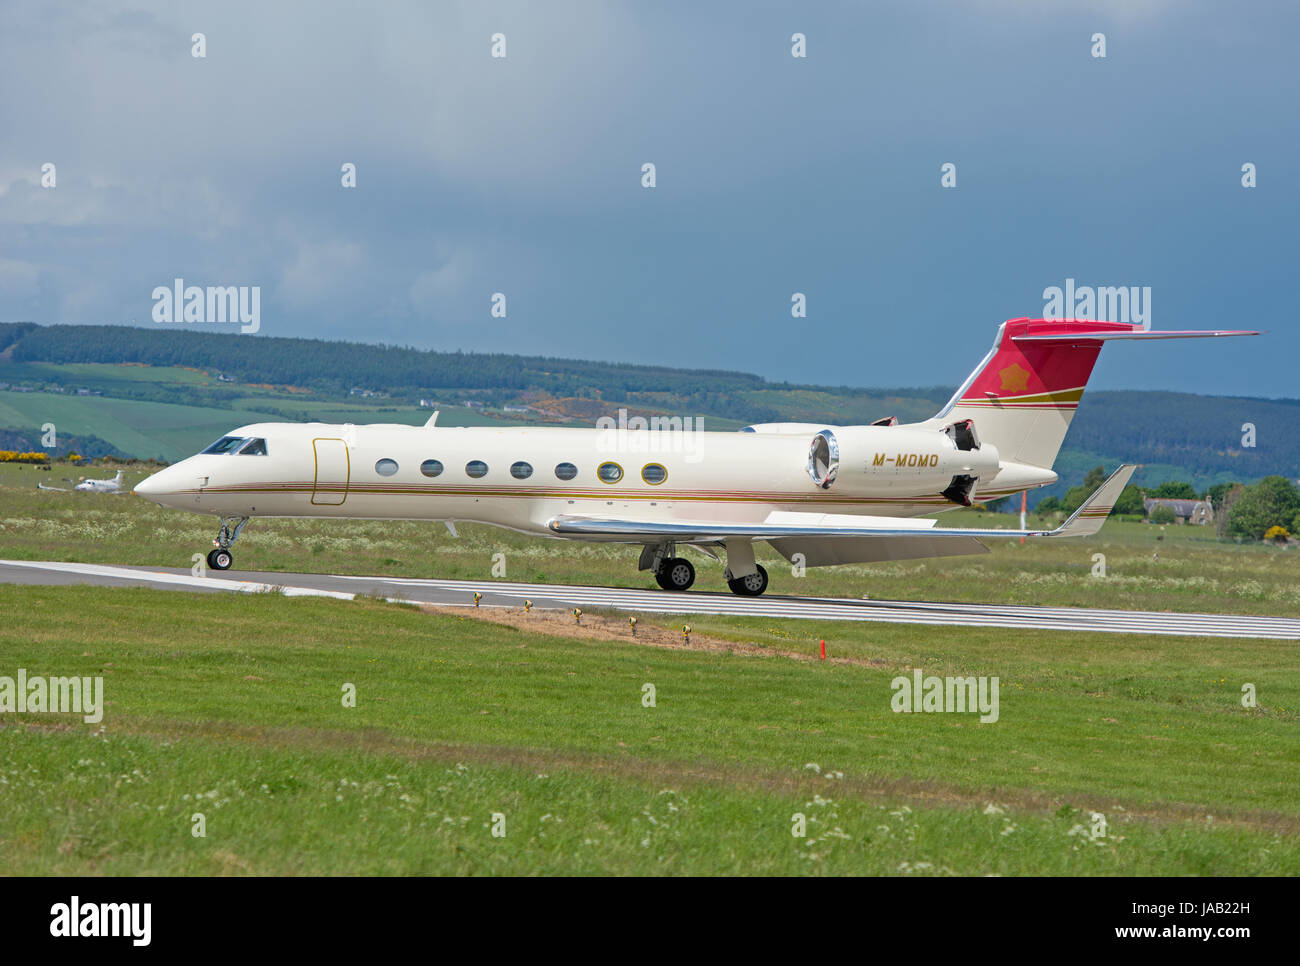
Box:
xmin=548 ymin=465 xmax=1136 ymax=545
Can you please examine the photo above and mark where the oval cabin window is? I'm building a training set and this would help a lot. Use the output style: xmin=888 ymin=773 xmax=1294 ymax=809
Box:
xmin=510 ymin=461 xmax=533 ymax=480
xmin=555 ymin=462 xmax=578 ymax=481
xmin=465 ymin=460 xmax=489 ymax=479
xmin=641 ymin=463 xmax=667 ymax=485
xmin=420 ymin=459 xmax=444 ymax=478
xmin=597 ymin=461 xmax=624 ymax=484
xmin=375 ymin=458 xmax=399 ymax=477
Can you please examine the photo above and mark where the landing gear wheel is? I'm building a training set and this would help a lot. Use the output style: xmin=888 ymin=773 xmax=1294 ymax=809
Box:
xmin=727 ymin=563 xmax=769 ymax=597
xmin=655 ymin=556 xmax=695 ymax=591
xmin=205 ymin=516 xmax=249 ymax=573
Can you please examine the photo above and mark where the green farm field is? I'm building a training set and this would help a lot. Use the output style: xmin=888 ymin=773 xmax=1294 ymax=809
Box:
xmin=0 ymin=584 xmax=1295 ymax=874
xmin=0 ymin=360 xmax=219 ymax=389
xmin=0 ymin=393 xmax=282 ymax=462
xmin=0 ymin=389 xmax=526 ymax=463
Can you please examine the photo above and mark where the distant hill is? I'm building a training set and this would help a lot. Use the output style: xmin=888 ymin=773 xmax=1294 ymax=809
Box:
xmin=0 ymin=428 xmax=125 ymax=460
xmin=1046 ymin=391 xmax=1297 ymax=497
xmin=0 ymin=322 xmax=1291 ymax=497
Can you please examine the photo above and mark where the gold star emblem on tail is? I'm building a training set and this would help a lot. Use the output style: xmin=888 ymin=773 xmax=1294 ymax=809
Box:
xmin=998 ymin=363 xmax=1031 ymax=393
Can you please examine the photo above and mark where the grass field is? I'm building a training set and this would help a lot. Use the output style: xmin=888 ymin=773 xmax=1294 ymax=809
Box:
xmin=2 ymin=461 xmax=1298 ymax=617
xmin=1 ymin=585 xmax=1295 ymax=874
xmin=3 ymin=459 xmax=1297 ymax=875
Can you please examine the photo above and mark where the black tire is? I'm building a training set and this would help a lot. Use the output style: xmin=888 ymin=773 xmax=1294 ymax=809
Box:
xmin=727 ymin=563 xmax=768 ymax=597
xmin=655 ymin=556 xmax=695 ymax=591
xmin=207 ymin=548 xmax=233 ymax=571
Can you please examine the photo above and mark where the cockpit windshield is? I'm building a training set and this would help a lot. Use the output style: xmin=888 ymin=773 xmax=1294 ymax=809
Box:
xmin=200 ymin=436 xmax=269 ymax=455
xmin=201 ymin=436 xmax=248 ymax=455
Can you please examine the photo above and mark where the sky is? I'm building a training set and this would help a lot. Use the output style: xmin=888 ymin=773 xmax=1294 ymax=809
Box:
xmin=1 ymin=0 xmax=1296 ymax=397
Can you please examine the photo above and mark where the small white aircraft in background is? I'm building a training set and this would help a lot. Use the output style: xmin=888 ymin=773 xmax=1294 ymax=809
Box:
xmin=75 ymin=470 xmax=126 ymax=494
xmin=134 ymin=318 xmax=1256 ymax=592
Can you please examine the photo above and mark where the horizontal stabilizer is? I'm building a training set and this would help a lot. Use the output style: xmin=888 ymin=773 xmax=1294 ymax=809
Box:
xmin=1013 ymin=329 xmax=1259 ymax=342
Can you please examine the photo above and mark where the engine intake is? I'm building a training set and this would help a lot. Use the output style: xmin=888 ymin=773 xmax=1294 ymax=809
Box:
xmin=807 ymin=430 xmax=839 ymax=488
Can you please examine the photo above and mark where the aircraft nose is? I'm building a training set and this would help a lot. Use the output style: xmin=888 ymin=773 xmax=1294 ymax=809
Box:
xmin=134 ymin=461 xmax=209 ymax=505
xmin=134 ymin=468 xmax=180 ymax=498
xmin=132 ymin=472 xmax=162 ymax=497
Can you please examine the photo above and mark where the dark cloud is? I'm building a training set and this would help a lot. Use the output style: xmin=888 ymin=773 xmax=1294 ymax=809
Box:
xmin=1 ymin=0 xmax=1294 ymax=395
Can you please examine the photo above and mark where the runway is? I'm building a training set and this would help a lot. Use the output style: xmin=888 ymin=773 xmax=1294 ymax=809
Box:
xmin=2 ymin=558 xmax=1297 ymax=640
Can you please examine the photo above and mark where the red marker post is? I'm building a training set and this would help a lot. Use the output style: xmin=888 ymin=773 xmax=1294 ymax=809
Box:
xmin=820 ymin=639 xmax=826 ymax=660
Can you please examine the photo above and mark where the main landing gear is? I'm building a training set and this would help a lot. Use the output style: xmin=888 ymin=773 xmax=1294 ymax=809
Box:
xmin=643 ymin=540 xmax=770 ymax=596
xmin=654 ymin=556 xmax=696 ymax=591
xmin=206 ymin=516 xmax=249 ymax=571
xmin=726 ymin=564 xmax=769 ymax=597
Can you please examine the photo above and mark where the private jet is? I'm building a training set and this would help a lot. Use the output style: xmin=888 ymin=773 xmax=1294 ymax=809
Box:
xmin=75 ymin=470 xmax=126 ymax=493
xmin=134 ymin=318 xmax=1256 ymax=594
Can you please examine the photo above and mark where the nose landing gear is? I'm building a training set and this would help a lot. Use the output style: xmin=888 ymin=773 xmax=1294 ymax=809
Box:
xmin=206 ymin=516 xmax=249 ymax=571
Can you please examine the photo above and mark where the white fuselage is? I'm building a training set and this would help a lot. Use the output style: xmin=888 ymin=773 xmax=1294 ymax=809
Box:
xmin=134 ymin=421 xmax=1054 ymax=538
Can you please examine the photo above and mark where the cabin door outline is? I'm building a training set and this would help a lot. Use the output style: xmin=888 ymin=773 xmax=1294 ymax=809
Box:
xmin=311 ymin=438 xmax=350 ymax=505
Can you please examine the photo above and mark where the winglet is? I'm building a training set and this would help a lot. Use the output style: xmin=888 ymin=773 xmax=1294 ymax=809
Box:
xmin=1051 ymin=464 xmax=1137 ymax=537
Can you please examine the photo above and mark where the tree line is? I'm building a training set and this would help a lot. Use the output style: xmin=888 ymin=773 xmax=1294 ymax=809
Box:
xmin=1035 ymin=464 xmax=1300 ymax=541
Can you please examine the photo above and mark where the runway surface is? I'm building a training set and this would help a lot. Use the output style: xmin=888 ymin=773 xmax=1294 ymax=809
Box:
xmin=3 ymin=558 xmax=1297 ymax=640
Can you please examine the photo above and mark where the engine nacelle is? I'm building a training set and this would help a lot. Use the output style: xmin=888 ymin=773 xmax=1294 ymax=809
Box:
xmin=806 ymin=425 xmax=1000 ymax=503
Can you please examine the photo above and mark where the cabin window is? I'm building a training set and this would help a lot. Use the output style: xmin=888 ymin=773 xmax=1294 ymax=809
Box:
xmin=466 ymin=460 xmax=489 ymax=479
xmin=555 ymin=462 xmax=578 ymax=481
xmin=201 ymin=436 xmax=247 ymax=455
xmin=420 ymin=459 xmax=444 ymax=478
xmin=597 ymin=461 xmax=624 ymax=484
xmin=510 ymin=461 xmax=533 ymax=480
xmin=375 ymin=458 xmax=399 ymax=477
xmin=641 ymin=463 xmax=667 ymax=485
xmin=238 ymin=438 xmax=268 ymax=456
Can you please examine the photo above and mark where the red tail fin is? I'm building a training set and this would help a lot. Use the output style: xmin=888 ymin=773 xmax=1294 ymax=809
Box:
xmin=931 ymin=318 xmax=1257 ymax=469
xmin=958 ymin=319 xmax=1125 ymax=411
